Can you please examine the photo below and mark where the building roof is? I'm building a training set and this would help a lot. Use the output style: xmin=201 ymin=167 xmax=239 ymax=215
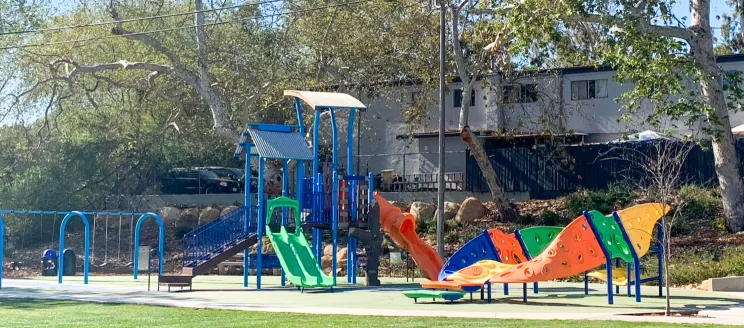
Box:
xmin=284 ymin=90 xmax=367 ymax=111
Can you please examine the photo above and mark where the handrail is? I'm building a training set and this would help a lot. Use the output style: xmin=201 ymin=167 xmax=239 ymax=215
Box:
xmin=181 ymin=206 xmax=252 ymax=267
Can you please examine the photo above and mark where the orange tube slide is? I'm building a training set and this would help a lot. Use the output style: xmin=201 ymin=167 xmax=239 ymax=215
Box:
xmin=375 ymin=193 xmax=444 ymax=281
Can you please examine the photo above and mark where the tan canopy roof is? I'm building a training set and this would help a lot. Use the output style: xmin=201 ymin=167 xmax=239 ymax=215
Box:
xmin=284 ymin=90 xmax=367 ymax=111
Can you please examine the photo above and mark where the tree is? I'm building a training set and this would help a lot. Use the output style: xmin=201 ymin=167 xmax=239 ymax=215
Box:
xmin=718 ymin=0 xmax=744 ymax=54
xmin=480 ymin=0 xmax=744 ymax=232
xmin=445 ymin=1 xmax=517 ymax=220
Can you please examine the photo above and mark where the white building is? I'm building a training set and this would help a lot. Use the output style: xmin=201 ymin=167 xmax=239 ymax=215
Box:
xmin=352 ymin=54 xmax=744 ymax=177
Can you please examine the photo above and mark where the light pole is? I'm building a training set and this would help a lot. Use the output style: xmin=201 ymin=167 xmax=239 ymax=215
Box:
xmin=436 ymin=0 xmax=446 ymax=258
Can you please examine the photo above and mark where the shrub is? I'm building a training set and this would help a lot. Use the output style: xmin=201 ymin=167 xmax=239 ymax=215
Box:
xmin=539 ymin=210 xmax=569 ymax=226
xmin=563 ymin=182 xmax=636 ymax=217
xmin=667 ymin=245 xmax=744 ymax=286
xmin=517 ymin=213 xmax=537 ymax=226
xmin=415 ymin=217 xmax=437 ymax=235
xmin=677 ymin=185 xmax=721 ymax=221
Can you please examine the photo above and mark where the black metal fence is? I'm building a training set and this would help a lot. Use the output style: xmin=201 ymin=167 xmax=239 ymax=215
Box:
xmin=465 ymin=141 xmax=744 ymax=199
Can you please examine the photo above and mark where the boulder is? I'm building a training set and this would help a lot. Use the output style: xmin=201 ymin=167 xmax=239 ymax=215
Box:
xmin=321 ymin=255 xmax=333 ymax=270
xmin=410 ymin=202 xmax=435 ymax=221
xmin=323 ymin=244 xmax=334 ymax=257
xmin=158 ymin=207 xmax=181 ymax=226
xmin=175 ymin=208 xmax=199 ymax=229
xmin=434 ymin=201 xmax=460 ymax=221
xmin=337 ymin=247 xmax=348 ymax=261
xmin=455 ymin=197 xmax=486 ymax=224
xmin=221 ymin=205 xmax=239 ymax=216
xmin=390 ymin=201 xmax=411 ymax=213
xmin=262 ymin=239 xmax=274 ymax=254
xmin=199 ymin=207 xmax=221 ymax=225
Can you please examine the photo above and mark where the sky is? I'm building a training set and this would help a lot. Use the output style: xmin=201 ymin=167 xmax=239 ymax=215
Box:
xmin=0 ymin=0 xmax=738 ymax=126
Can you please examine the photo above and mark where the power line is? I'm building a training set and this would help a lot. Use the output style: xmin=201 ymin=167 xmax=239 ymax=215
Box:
xmin=1 ymin=0 xmax=374 ymax=51
xmin=0 ymin=0 xmax=283 ymax=37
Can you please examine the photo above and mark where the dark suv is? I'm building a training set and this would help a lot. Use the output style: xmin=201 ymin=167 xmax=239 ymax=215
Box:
xmin=198 ymin=166 xmax=258 ymax=193
xmin=160 ymin=168 xmax=241 ymax=194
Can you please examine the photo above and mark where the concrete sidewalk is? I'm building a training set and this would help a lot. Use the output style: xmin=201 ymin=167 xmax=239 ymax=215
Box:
xmin=1 ymin=277 xmax=743 ymax=325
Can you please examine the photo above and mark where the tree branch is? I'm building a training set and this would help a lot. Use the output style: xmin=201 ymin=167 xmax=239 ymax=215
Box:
xmin=474 ymin=5 xmax=694 ymax=42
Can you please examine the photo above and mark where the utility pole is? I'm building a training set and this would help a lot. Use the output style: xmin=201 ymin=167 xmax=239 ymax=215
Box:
xmin=436 ymin=0 xmax=446 ymax=258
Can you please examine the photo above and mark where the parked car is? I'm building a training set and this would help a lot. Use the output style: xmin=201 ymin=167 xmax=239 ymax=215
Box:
xmin=160 ymin=168 xmax=241 ymax=194
xmin=197 ymin=166 xmax=258 ymax=193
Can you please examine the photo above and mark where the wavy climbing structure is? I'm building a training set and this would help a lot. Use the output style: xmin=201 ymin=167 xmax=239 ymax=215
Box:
xmin=423 ymin=203 xmax=669 ymax=288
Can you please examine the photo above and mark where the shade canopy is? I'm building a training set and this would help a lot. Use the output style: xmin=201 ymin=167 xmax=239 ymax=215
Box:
xmin=284 ymin=90 xmax=367 ymax=111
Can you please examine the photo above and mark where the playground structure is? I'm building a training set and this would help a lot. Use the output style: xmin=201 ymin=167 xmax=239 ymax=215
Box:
xmin=372 ymin=192 xmax=669 ymax=304
xmin=0 ymin=89 xmax=672 ymax=309
xmin=174 ymin=90 xmax=373 ymax=289
xmin=0 ymin=210 xmax=165 ymax=289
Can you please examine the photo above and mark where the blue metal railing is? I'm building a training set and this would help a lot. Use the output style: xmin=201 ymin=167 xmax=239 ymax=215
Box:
xmin=182 ymin=205 xmax=258 ymax=268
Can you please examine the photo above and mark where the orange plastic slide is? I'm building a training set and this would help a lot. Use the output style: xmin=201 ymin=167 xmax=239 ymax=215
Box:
xmin=375 ymin=193 xmax=444 ymax=281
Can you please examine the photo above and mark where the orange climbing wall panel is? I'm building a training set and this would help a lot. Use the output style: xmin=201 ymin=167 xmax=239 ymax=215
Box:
xmin=487 ymin=229 xmax=527 ymax=264
xmin=489 ymin=215 xmax=606 ymax=284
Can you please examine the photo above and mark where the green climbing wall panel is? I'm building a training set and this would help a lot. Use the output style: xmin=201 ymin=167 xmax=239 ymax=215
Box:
xmin=585 ymin=210 xmax=634 ymax=263
xmin=518 ymin=226 xmax=563 ymax=258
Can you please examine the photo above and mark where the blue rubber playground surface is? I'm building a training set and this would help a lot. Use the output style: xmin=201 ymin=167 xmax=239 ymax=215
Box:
xmin=1 ymin=275 xmax=743 ymax=325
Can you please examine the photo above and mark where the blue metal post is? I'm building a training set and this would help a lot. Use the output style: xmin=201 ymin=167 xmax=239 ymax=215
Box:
xmin=313 ymin=172 xmax=323 ymax=265
xmin=330 ymin=108 xmax=339 ymax=286
xmin=0 ymin=214 xmax=3 ymax=290
xmin=584 ymin=271 xmax=589 ymax=295
xmin=312 ymin=110 xmax=320 ymax=182
xmin=58 ymin=212 xmax=90 ymax=284
xmin=257 ymin=158 xmax=265 ymax=289
xmin=615 ymin=258 xmax=621 ymax=295
xmin=280 ymin=159 xmax=289 ymax=286
xmin=514 ymin=229 xmax=539 ymax=294
xmin=133 ymin=213 xmax=165 ymax=278
xmin=295 ymin=97 xmax=305 ymax=133
xmin=627 ymin=263 xmax=632 ymax=297
xmin=244 ymin=144 xmax=253 ymax=288
xmin=612 ymin=212 xmax=641 ymax=302
xmin=584 ymin=211 xmax=613 ymax=304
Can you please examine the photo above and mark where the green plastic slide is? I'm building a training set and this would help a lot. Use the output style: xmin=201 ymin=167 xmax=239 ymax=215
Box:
xmin=265 ymin=197 xmax=334 ymax=288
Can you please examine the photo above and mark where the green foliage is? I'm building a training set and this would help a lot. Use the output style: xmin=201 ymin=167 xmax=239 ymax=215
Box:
xmin=667 ymin=246 xmax=744 ymax=286
xmin=563 ymin=182 xmax=636 ymax=217
xmin=678 ymin=185 xmax=722 ymax=221
xmin=415 ymin=217 xmax=437 ymax=235
xmin=539 ymin=210 xmax=569 ymax=226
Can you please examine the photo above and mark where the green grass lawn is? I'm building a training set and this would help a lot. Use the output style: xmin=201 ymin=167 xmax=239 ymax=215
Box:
xmin=0 ymin=298 xmax=739 ymax=328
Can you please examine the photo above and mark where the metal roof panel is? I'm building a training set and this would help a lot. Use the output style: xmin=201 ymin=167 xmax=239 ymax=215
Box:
xmin=247 ymin=126 xmax=314 ymax=160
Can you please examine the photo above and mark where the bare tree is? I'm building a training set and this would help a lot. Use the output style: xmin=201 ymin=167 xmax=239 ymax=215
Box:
xmin=604 ymin=139 xmax=695 ymax=316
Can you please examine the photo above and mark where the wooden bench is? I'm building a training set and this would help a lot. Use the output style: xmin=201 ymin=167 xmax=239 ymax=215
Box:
xmin=158 ymin=275 xmax=193 ymax=292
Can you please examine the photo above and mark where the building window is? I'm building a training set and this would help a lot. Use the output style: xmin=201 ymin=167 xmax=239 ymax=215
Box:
xmin=454 ymin=89 xmax=475 ymax=107
xmin=502 ymin=83 xmax=538 ymax=104
xmin=571 ymin=79 xmax=608 ymax=100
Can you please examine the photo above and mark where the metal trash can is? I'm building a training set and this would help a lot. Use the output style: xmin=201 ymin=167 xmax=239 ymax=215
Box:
xmin=41 ymin=249 xmax=58 ymax=276
xmin=62 ymin=249 xmax=76 ymax=276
